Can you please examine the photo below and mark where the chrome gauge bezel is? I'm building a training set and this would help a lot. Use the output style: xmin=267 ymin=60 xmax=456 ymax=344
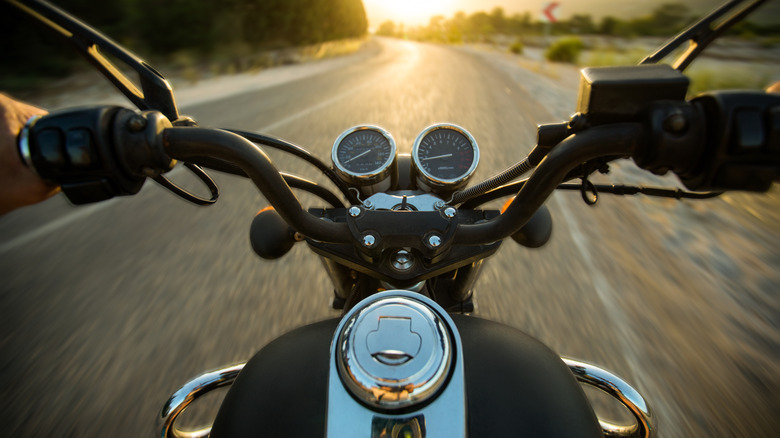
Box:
xmin=331 ymin=125 xmax=397 ymax=187
xmin=412 ymin=123 xmax=479 ymax=191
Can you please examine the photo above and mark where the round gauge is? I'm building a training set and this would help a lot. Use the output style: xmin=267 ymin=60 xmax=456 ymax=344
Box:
xmin=332 ymin=126 xmax=397 ymax=190
xmin=412 ymin=124 xmax=479 ymax=191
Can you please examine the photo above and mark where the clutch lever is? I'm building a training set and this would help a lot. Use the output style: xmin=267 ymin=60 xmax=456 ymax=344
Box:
xmin=8 ymin=0 xmax=180 ymax=122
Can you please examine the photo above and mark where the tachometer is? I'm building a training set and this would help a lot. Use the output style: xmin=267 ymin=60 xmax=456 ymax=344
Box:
xmin=332 ymin=125 xmax=397 ymax=194
xmin=412 ymin=124 xmax=479 ymax=192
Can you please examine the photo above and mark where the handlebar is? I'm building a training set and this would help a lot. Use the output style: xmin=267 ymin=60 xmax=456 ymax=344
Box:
xmin=162 ymin=127 xmax=351 ymax=243
xmin=455 ymin=123 xmax=644 ymax=245
xmin=17 ymin=90 xmax=780 ymax=249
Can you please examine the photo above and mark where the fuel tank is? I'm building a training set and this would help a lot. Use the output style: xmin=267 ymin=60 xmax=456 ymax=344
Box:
xmin=210 ymin=309 xmax=602 ymax=437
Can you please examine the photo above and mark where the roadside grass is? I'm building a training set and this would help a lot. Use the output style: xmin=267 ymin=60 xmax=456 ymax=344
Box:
xmin=579 ymin=46 xmax=774 ymax=95
xmin=1 ymin=37 xmax=369 ymax=93
xmin=685 ymin=64 xmax=772 ymax=95
xmin=161 ymin=37 xmax=369 ymax=83
xmin=580 ymin=47 xmax=648 ymax=67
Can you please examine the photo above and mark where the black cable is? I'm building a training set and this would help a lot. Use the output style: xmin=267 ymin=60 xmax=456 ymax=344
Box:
xmin=225 ymin=129 xmax=358 ymax=204
xmin=450 ymin=157 xmax=533 ymax=205
xmin=179 ymin=156 xmax=344 ymax=208
xmin=461 ymin=180 xmax=722 ymax=209
xmin=280 ymin=173 xmax=345 ymax=208
xmin=164 ymin=127 xmax=351 ymax=243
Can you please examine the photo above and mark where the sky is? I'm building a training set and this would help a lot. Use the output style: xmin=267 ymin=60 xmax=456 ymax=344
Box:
xmin=362 ymin=0 xmax=738 ymax=28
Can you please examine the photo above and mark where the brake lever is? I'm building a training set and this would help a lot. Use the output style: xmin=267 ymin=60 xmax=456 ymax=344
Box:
xmin=8 ymin=0 xmax=180 ymax=121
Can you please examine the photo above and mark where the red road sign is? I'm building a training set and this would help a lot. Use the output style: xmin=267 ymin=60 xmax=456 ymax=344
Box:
xmin=542 ymin=2 xmax=559 ymax=23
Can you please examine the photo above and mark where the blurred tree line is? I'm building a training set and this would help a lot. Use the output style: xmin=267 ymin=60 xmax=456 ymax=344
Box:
xmin=0 ymin=0 xmax=367 ymax=88
xmin=376 ymin=3 xmax=780 ymax=42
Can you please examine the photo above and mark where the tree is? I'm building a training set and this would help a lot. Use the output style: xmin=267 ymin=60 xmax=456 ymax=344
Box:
xmin=569 ymin=14 xmax=595 ymax=34
xmin=599 ymin=16 xmax=618 ymax=36
xmin=376 ymin=21 xmax=397 ymax=37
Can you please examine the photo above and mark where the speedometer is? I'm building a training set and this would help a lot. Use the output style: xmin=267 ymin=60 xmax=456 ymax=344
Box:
xmin=412 ymin=124 xmax=479 ymax=192
xmin=332 ymin=125 xmax=397 ymax=194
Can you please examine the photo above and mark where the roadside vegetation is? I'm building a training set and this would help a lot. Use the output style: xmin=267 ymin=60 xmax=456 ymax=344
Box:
xmin=376 ymin=3 xmax=779 ymax=46
xmin=0 ymin=0 xmax=368 ymax=91
xmin=375 ymin=3 xmax=779 ymax=92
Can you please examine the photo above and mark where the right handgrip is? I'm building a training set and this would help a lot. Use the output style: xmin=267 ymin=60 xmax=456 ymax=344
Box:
xmin=636 ymin=92 xmax=780 ymax=192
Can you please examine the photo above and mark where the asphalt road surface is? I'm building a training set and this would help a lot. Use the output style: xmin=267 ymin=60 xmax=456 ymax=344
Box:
xmin=1 ymin=38 xmax=778 ymax=437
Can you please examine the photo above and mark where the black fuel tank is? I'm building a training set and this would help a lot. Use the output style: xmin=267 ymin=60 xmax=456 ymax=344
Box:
xmin=210 ymin=315 xmax=601 ymax=437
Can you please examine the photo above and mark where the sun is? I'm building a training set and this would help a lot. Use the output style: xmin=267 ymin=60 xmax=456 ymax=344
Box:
xmin=364 ymin=0 xmax=457 ymax=27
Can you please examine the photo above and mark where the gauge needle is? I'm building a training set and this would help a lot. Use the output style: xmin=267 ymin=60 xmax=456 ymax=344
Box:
xmin=421 ymin=154 xmax=452 ymax=161
xmin=345 ymin=149 xmax=372 ymax=163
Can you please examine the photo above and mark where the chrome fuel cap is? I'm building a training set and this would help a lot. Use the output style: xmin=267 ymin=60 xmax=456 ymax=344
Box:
xmin=336 ymin=295 xmax=452 ymax=410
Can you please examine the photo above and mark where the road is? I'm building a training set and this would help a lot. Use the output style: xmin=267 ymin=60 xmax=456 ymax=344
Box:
xmin=1 ymin=38 xmax=778 ymax=437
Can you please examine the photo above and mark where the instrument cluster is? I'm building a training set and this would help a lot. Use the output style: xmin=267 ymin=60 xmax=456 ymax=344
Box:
xmin=331 ymin=123 xmax=479 ymax=197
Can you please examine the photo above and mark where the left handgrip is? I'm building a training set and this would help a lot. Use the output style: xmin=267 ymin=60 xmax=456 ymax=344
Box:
xmin=18 ymin=106 xmax=175 ymax=204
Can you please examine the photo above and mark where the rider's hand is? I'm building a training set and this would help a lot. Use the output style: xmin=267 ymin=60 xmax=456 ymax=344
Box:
xmin=0 ymin=93 xmax=60 ymax=215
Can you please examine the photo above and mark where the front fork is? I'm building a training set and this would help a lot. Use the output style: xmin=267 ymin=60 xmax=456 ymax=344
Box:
xmin=320 ymin=256 xmax=484 ymax=313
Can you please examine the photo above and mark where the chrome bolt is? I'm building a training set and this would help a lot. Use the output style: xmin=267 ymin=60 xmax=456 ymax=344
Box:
xmin=348 ymin=206 xmax=361 ymax=217
xmin=391 ymin=249 xmax=414 ymax=271
xmin=664 ymin=113 xmax=687 ymax=133
xmin=427 ymin=235 xmax=441 ymax=248
xmin=362 ymin=234 xmax=376 ymax=248
xmin=127 ymin=115 xmax=147 ymax=132
xmin=363 ymin=199 xmax=374 ymax=209
xmin=434 ymin=200 xmax=445 ymax=209
xmin=444 ymin=207 xmax=456 ymax=218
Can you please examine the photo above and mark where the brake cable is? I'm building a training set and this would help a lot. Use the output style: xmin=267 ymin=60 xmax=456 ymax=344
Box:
xmin=459 ymin=179 xmax=722 ymax=209
xmin=226 ymin=129 xmax=359 ymax=205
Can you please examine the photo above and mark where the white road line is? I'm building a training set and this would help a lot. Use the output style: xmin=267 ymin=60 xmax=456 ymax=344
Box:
xmin=0 ymin=199 xmax=117 ymax=255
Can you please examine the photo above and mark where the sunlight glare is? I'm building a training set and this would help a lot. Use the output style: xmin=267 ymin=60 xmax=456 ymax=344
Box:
xmin=365 ymin=0 xmax=456 ymax=27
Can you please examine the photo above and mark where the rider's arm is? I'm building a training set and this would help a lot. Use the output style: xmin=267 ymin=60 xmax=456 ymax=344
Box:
xmin=0 ymin=93 xmax=60 ymax=215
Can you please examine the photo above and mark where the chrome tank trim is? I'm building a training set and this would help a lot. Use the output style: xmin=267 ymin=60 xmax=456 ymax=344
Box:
xmin=362 ymin=191 xmax=446 ymax=211
xmin=563 ymin=357 xmax=656 ymax=438
xmin=159 ymin=363 xmax=245 ymax=438
xmin=327 ymin=290 xmax=466 ymax=438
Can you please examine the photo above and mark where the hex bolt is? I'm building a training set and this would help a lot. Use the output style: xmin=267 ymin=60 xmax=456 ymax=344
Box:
xmin=427 ymin=234 xmax=441 ymax=248
xmin=434 ymin=200 xmax=445 ymax=209
xmin=362 ymin=234 xmax=376 ymax=248
xmin=391 ymin=249 xmax=414 ymax=271
xmin=363 ymin=200 xmax=374 ymax=209
xmin=664 ymin=113 xmax=687 ymax=133
xmin=444 ymin=207 xmax=456 ymax=218
xmin=127 ymin=115 xmax=147 ymax=132
xmin=348 ymin=206 xmax=361 ymax=217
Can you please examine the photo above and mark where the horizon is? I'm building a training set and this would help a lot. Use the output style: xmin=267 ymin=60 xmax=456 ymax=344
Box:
xmin=362 ymin=0 xmax=769 ymax=29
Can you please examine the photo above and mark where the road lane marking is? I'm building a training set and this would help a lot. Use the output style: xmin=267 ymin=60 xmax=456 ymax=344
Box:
xmin=0 ymin=199 xmax=117 ymax=255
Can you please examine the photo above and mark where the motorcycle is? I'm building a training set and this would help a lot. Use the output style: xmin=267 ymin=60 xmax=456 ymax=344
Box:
xmin=5 ymin=0 xmax=778 ymax=436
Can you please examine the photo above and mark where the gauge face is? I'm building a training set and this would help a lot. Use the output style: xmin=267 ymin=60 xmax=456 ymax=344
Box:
xmin=332 ymin=126 xmax=396 ymax=181
xmin=413 ymin=124 xmax=479 ymax=187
